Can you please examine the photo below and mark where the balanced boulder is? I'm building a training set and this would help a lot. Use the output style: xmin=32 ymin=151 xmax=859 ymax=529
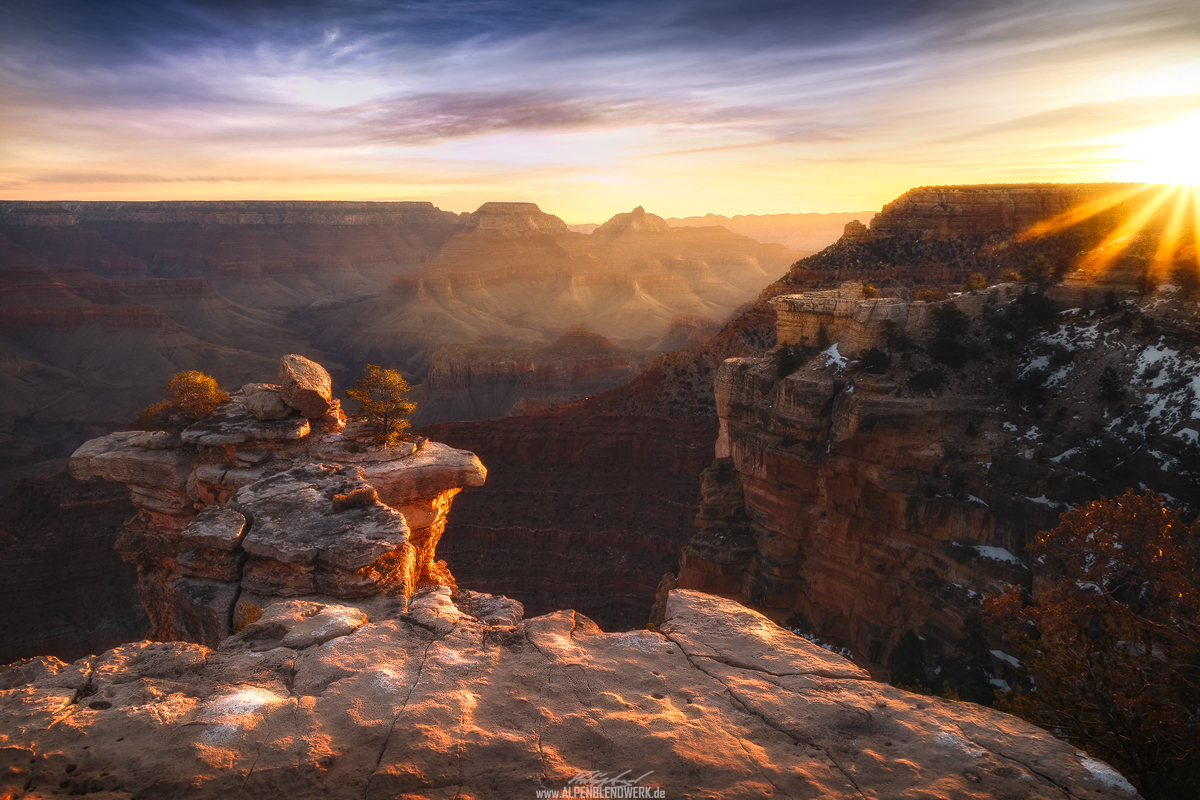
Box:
xmin=278 ymin=354 xmax=333 ymax=418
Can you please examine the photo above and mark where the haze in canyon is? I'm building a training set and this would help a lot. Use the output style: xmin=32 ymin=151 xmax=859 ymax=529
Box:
xmin=3 ymin=0 xmax=1199 ymax=797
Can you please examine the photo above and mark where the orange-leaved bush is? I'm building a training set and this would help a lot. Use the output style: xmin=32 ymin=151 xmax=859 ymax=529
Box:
xmin=984 ymin=489 xmax=1200 ymax=800
xmin=135 ymin=370 xmax=229 ymax=432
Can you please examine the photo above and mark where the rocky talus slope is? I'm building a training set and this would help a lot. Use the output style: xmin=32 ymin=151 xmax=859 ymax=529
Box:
xmin=0 ymin=589 xmax=1136 ymax=800
xmin=68 ymin=356 xmax=485 ymax=648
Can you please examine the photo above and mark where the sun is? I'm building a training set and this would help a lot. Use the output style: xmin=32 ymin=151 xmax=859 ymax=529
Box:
xmin=1110 ymin=116 xmax=1200 ymax=185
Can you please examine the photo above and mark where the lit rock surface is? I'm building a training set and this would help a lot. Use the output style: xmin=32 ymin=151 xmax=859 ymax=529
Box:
xmin=0 ymin=590 xmax=1136 ymax=799
xmin=277 ymin=354 xmax=334 ymax=418
xmin=68 ymin=362 xmax=487 ymax=649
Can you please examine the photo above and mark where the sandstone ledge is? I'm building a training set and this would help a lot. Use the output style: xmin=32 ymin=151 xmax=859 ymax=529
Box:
xmin=0 ymin=590 xmax=1135 ymax=800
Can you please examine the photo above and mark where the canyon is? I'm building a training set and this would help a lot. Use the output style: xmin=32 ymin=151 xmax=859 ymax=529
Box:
xmin=0 ymin=201 xmax=797 ymax=486
xmin=1 ymin=183 xmax=1186 ymax=796
xmin=428 ymin=182 xmax=1198 ymax=673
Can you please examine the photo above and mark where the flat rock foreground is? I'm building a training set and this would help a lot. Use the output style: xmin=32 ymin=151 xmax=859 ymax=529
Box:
xmin=1 ymin=590 xmax=1134 ymax=800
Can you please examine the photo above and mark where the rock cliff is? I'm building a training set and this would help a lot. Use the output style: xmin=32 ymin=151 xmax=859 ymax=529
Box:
xmin=681 ymin=265 xmax=1200 ymax=678
xmin=67 ymin=357 xmax=486 ymax=648
xmin=0 ymin=589 xmax=1136 ymax=799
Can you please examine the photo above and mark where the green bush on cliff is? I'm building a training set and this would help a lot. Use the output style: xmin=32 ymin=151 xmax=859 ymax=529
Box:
xmin=347 ymin=364 xmax=417 ymax=449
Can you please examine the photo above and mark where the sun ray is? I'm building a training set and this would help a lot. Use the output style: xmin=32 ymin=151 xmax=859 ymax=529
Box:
xmin=1151 ymin=185 xmax=1190 ymax=281
xmin=1075 ymin=184 xmax=1177 ymax=277
xmin=1017 ymin=184 xmax=1155 ymax=242
xmin=1191 ymin=184 xmax=1200 ymax=268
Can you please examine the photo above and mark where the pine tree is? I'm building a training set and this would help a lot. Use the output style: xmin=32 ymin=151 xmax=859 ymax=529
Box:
xmin=346 ymin=364 xmax=417 ymax=449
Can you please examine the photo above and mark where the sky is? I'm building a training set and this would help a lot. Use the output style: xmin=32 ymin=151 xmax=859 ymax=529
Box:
xmin=1 ymin=0 xmax=1198 ymax=222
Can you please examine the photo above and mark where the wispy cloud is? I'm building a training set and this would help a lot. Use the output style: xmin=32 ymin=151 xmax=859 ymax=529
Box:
xmin=1 ymin=0 xmax=1198 ymax=218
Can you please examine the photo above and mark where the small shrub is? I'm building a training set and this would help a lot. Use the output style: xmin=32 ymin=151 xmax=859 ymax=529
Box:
xmin=882 ymin=319 xmax=916 ymax=353
xmin=908 ymin=369 xmax=947 ymax=394
xmin=135 ymin=370 xmax=228 ymax=432
xmin=1011 ymin=368 xmax=1051 ymax=408
xmin=1016 ymin=289 xmax=1057 ymax=326
xmin=890 ymin=630 xmax=928 ymax=690
xmin=1001 ymin=269 xmax=1020 ymax=282
xmin=929 ymin=338 xmax=970 ymax=369
xmin=932 ymin=305 xmax=971 ymax=339
xmin=964 ymin=273 xmax=988 ymax=292
xmin=915 ymin=289 xmax=948 ymax=302
xmin=862 ymin=283 xmax=878 ymax=299
xmin=1020 ymin=255 xmax=1053 ymax=285
xmin=1098 ymin=366 xmax=1124 ymax=402
xmin=232 ymin=601 xmax=261 ymax=634
xmin=860 ymin=348 xmax=891 ymax=374
xmin=1172 ymin=265 xmax=1199 ymax=298
xmin=332 ymin=486 xmax=379 ymax=511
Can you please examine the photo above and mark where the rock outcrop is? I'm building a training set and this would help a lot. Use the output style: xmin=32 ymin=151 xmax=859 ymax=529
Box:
xmin=0 ymin=589 xmax=1136 ymax=799
xmin=68 ymin=357 xmax=486 ymax=648
xmin=681 ymin=268 xmax=1200 ymax=679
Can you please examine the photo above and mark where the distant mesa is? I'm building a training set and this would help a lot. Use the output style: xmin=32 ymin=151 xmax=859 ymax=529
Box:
xmin=666 ymin=210 xmax=876 ymax=251
xmin=591 ymin=205 xmax=671 ymax=239
xmin=462 ymin=201 xmax=574 ymax=237
xmin=536 ymin=325 xmax=622 ymax=356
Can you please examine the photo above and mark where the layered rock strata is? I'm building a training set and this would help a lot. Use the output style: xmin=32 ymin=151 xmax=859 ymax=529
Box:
xmin=69 ymin=358 xmax=486 ymax=648
xmin=0 ymin=589 xmax=1136 ymax=799
xmin=682 ymin=274 xmax=1200 ymax=679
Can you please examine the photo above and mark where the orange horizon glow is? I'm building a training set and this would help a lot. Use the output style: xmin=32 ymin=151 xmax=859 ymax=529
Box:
xmin=2 ymin=2 xmax=1199 ymax=223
